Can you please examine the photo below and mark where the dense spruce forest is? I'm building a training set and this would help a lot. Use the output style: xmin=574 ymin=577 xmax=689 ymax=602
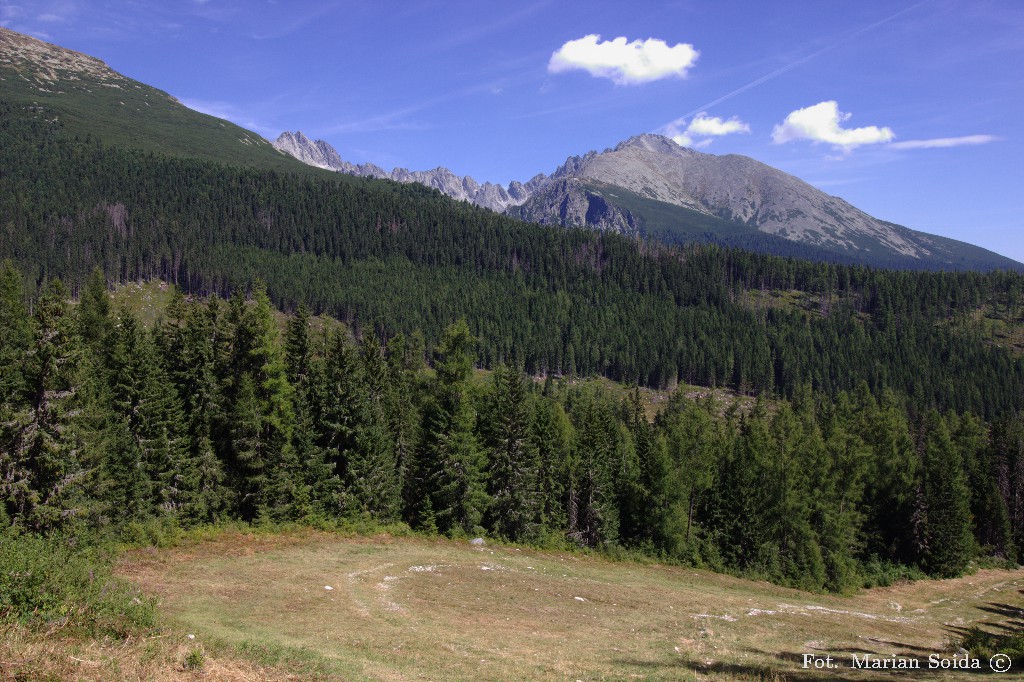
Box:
xmin=3 ymin=104 xmax=1024 ymax=420
xmin=2 ymin=264 xmax=1023 ymax=593
xmin=4 ymin=97 xmax=1024 ymax=594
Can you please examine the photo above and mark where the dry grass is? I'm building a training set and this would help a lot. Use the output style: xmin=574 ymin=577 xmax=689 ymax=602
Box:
xmin=0 ymin=624 xmax=320 ymax=681
xmin=108 ymin=530 xmax=1024 ymax=681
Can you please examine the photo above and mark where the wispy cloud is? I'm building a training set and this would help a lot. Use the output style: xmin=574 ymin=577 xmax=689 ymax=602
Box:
xmin=662 ymin=112 xmax=750 ymax=147
xmin=890 ymin=135 xmax=999 ymax=149
xmin=251 ymin=3 xmax=336 ymax=40
xmin=772 ymin=101 xmax=1001 ymax=157
xmin=322 ymin=113 xmax=430 ymax=135
xmin=179 ymin=97 xmax=277 ymax=138
xmin=428 ymin=0 xmax=552 ymax=52
xmin=548 ymin=34 xmax=699 ymax=85
xmin=772 ymin=101 xmax=894 ymax=150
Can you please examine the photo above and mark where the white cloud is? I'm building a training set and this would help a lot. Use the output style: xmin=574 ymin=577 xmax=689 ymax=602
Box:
xmin=890 ymin=135 xmax=999 ymax=149
xmin=548 ymin=34 xmax=698 ymax=85
xmin=772 ymin=101 xmax=894 ymax=150
xmin=662 ymin=112 xmax=750 ymax=147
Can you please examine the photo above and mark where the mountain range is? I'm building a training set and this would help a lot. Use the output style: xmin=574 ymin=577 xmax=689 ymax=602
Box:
xmin=0 ymin=25 xmax=1017 ymax=271
xmin=274 ymin=131 xmax=1020 ymax=270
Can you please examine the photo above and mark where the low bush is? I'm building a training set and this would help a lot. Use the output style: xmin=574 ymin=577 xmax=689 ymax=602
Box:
xmin=0 ymin=530 xmax=156 ymax=637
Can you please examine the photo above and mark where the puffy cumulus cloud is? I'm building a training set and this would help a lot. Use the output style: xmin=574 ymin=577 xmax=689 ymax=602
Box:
xmin=663 ymin=112 xmax=750 ymax=147
xmin=548 ymin=34 xmax=699 ymax=85
xmin=890 ymin=134 xmax=999 ymax=150
xmin=772 ymin=101 xmax=894 ymax=150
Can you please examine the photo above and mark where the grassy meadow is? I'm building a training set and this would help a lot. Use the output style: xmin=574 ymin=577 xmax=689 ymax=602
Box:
xmin=28 ymin=529 xmax=1011 ymax=681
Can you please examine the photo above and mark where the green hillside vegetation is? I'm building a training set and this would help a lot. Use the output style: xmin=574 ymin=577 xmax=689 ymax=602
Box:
xmin=4 ymin=270 xmax=1023 ymax=591
xmin=3 ymin=103 xmax=1024 ymax=418
xmin=584 ymin=179 xmax=756 ymax=242
xmin=5 ymin=26 xmax=1024 ymax=681
xmin=0 ymin=27 xmax=331 ymax=173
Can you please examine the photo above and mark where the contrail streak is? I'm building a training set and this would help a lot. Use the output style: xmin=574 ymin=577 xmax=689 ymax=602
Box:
xmin=673 ymin=0 xmax=931 ymax=121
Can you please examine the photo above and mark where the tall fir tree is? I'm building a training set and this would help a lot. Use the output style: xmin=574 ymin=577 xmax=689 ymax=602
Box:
xmin=567 ymin=387 xmax=620 ymax=547
xmin=421 ymin=320 xmax=488 ymax=535
xmin=918 ymin=411 xmax=974 ymax=577
xmin=481 ymin=364 xmax=539 ymax=541
xmin=5 ymin=281 xmax=86 ymax=532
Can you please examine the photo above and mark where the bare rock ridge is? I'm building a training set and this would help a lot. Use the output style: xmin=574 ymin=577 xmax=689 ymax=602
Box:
xmin=273 ymin=131 xmax=542 ymax=212
xmin=276 ymin=130 xmax=1005 ymax=266
xmin=533 ymin=133 xmax=926 ymax=257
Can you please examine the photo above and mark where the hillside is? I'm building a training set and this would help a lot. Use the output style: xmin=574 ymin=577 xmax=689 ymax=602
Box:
xmin=0 ymin=27 xmax=328 ymax=174
xmin=4 ymin=21 xmax=1024 ymax=682
xmin=273 ymin=127 xmax=1020 ymax=271
xmin=513 ymin=134 xmax=1021 ymax=271
xmin=3 ymin=69 xmax=1024 ymax=417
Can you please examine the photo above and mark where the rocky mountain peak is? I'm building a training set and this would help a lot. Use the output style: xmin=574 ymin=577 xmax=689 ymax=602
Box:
xmin=614 ymin=133 xmax=689 ymax=155
xmin=273 ymin=131 xmax=536 ymax=212
xmin=272 ymin=125 xmax=1016 ymax=269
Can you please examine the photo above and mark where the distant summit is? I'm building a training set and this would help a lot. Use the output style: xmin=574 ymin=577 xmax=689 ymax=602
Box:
xmin=273 ymin=131 xmax=543 ymax=212
xmin=276 ymin=129 xmax=1019 ymax=269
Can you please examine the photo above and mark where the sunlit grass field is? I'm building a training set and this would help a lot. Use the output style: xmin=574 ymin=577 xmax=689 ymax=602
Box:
xmin=102 ymin=530 xmax=1024 ymax=681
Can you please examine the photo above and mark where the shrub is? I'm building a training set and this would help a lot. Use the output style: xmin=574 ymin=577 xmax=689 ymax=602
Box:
xmin=0 ymin=530 xmax=156 ymax=637
xmin=184 ymin=646 xmax=206 ymax=671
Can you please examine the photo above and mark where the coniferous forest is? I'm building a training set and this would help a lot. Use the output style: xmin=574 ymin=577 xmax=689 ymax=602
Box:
xmin=3 ymin=262 xmax=1024 ymax=593
xmin=3 ymin=97 xmax=1024 ymax=597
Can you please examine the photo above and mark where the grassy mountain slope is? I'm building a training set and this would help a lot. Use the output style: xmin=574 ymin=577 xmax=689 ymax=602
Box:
xmin=0 ymin=27 xmax=327 ymax=173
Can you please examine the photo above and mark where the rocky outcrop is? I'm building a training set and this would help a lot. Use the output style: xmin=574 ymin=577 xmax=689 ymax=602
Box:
xmin=509 ymin=178 xmax=640 ymax=236
xmin=275 ymin=129 xmax=1015 ymax=267
xmin=532 ymin=133 xmax=933 ymax=259
xmin=273 ymin=132 xmax=535 ymax=212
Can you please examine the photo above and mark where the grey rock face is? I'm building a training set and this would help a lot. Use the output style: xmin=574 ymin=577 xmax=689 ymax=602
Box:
xmin=509 ymin=178 xmax=640 ymax=236
xmin=530 ymin=133 xmax=931 ymax=258
xmin=273 ymin=131 xmax=344 ymax=171
xmin=273 ymin=132 xmax=534 ymax=212
xmin=274 ymin=130 xmax=1011 ymax=266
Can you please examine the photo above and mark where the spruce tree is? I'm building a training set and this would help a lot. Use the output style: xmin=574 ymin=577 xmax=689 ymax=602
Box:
xmin=77 ymin=266 xmax=112 ymax=354
xmin=918 ymin=411 xmax=974 ymax=577
xmin=529 ymin=395 xmax=572 ymax=537
xmin=953 ymin=413 xmax=1013 ymax=559
xmin=0 ymin=263 xmax=33 ymax=526
xmin=421 ymin=320 xmax=488 ymax=535
xmin=225 ymin=286 xmax=297 ymax=521
xmin=659 ymin=394 xmax=720 ymax=554
xmin=7 ymin=281 xmax=86 ymax=532
xmin=481 ymin=364 xmax=538 ymax=541
xmin=567 ymin=387 xmax=619 ymax=547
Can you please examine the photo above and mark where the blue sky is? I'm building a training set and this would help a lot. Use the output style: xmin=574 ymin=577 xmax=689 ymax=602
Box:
xmin=3 ymin=0 xmax=1023 ymax=261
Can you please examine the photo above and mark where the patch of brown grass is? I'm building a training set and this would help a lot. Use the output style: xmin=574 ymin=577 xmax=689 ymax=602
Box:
xmin=0 ymin=623 xmax=322 ymax=681
xmin=116 ymin=532 xmax=1024 ymax=681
